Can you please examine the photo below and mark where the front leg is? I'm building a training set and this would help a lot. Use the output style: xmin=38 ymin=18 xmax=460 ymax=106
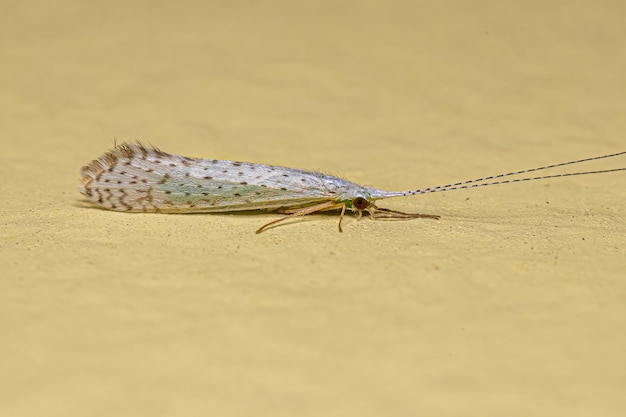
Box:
xmin=368 ymin=205 xmax=440 ymax=220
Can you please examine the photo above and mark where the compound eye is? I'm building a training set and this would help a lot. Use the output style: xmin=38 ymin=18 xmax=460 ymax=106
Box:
xmin=352 ymin=197 xmax=368 ymax=210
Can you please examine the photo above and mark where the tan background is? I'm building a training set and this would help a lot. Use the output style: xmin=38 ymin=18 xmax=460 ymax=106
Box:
xmin=2 ymin=1 xmax=625 ymax=416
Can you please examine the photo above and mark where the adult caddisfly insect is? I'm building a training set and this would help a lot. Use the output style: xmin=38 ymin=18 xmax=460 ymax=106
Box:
xmin=79 ymin=143 xmax=625 ymax=233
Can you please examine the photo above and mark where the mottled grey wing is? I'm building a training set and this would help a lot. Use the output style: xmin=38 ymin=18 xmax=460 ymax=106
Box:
xmin=80 ymin=143 xmax=335 ymax=213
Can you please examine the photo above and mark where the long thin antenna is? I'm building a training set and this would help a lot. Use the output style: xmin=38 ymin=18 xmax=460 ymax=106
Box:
xmin=374 ymin=151 xmax=626 ymax=198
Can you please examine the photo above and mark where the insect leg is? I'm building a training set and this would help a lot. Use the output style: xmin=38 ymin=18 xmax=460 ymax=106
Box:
xmin=280 ymin=202 xmax=347 ymax=232
xmin=337 ymin=203 xmax=346 ymax=232
xmin=256 ymin=201 xmax=346 ymax=234
xmin=369 ymin=204 xmax=440 ymax=220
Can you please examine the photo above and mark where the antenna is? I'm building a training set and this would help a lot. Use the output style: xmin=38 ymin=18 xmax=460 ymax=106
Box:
xmin=374 ymin=151 xmax=626 ymax=198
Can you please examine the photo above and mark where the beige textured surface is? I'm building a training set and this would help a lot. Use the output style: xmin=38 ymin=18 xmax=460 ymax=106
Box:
xmin=1 ymin=1 xmax=625 ymax=416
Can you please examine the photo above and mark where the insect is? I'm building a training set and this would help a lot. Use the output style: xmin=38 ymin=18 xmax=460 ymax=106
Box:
xmin=79 ymin=142 xmax=625 ymax=233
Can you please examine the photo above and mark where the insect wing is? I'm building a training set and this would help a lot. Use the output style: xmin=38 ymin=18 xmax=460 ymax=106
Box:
xmin=80 ymin=143 xmax=334 ymax=213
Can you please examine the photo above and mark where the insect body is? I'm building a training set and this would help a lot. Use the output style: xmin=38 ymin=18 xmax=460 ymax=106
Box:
xmin=79 ymin=143 xmax=625 ymax=233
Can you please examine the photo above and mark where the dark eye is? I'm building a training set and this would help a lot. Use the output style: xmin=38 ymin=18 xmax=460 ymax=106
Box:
xmin=352 ymin=197 xmax=368 ymax=210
